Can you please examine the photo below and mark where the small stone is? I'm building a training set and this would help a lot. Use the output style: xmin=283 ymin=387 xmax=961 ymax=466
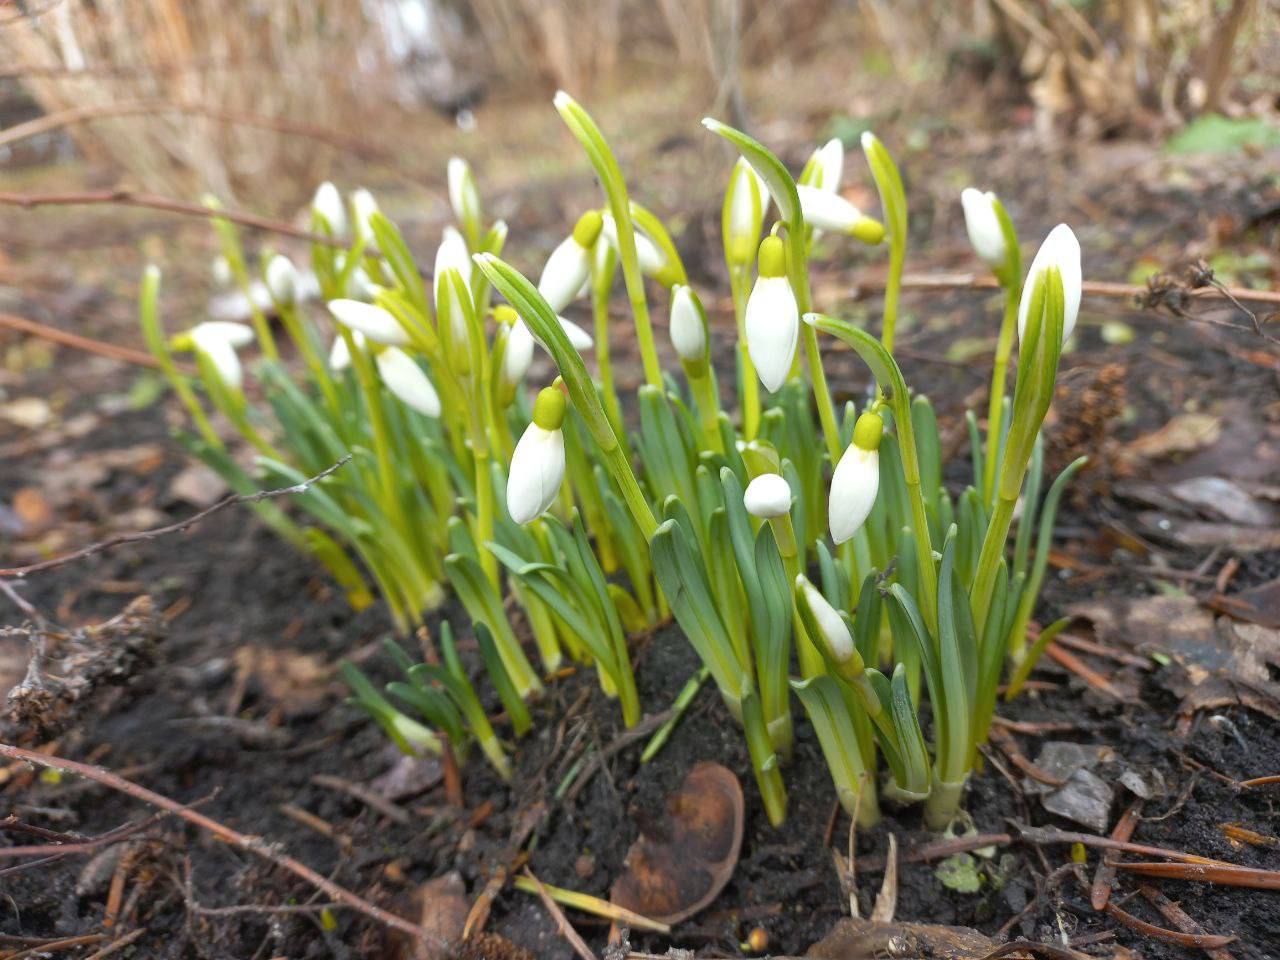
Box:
xmin=1042 ymin=768 xmax=1114 ymax=832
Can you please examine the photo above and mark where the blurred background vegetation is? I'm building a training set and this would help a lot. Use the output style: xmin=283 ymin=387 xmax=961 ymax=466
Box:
xmin=2 ymin=0 xmax=1276 ymax=214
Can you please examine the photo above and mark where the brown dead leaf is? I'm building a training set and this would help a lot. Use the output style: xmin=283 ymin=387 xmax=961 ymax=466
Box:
xmin=12 ymin=487 xmax=54 ymax=537
xmin=168 ymin=463 xmax=230 ymax=508
xmin=1210 ymin=578 xmax=1280 ymax=629
xmin=611 ymin=761 xmax=743 ymax=925
xmin=232 ymin=646 xmax=333 ymax=716
xmin=1122 ymin=413 xmax=1220 ymax=463
xmin=805 ymin=917 xmax=993 ymax=959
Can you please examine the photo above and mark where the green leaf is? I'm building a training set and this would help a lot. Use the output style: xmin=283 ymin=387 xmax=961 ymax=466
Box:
xmin=702 ymin=118 xmax=799 ymax=226
xmin=792 ymin=676 xmax=870 ymax=818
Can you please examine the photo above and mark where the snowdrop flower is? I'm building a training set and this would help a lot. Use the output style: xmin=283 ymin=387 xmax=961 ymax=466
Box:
xmin=447 ymin=157 xmax=481 ymax=231
xmin=960 ymin=188 xmax=1006 ymax=270
xmin=507 ymin=386 xmax=568 ymax=524
xmin=795 ymin=575 xmax=856 ymax=665
xmin=351 ymin=188 xmax=380 ymax=246
xmin=797 ymin=185 xmax=885 ymax=244
xmin=1017 ymin=224 xmax=1081 ymax=344
xmin=328 ymin=329 xmax=365 ymax=372
xmin=601 ymin=213 xmax=667 ymax=279
xmin=328 ymin=300 xmax=409 ymax=346
xmin=190 ymin=321 xmax=254 ymax=390
xmin=829 ymin=411 xmax=883 ymax=544
xmin=539 ymin=211 xmax=603 ymax=313
xmin=313 ymin=181 xmax=348 ymax=236
xmin=805 ymin=137 xmax=844 ymax=193
xmin=496 ymin=305 xmax=535 ymax=389
xmin=669 ymin=284 xmax=708 ymax=367
xmin=435 ymin=225 xmax=473 ymax=287
xmin=744 ymin=236 xmax=799 ymax=393
xmin=744 ymin=473 xmax=792 ymax=519
xmin=724 ymin=158 xmax=769 ymax=266
xmin=266 ymin=254 xmax=298 ymax=305
xmin=376 ymin=347 xmax=441 ymax=417
xmin=434 ymin=226 xmax=474 ymax=369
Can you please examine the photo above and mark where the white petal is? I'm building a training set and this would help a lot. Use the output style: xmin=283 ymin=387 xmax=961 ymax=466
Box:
xmin=744 ymin=473 xmax=792 ymax=518
xmin=376 ymin=347 xmax=441 ymax=417
xmin=327 ymin=300 xmax=408 ymax=346
xmin=266 ymin=254 xmax=298 ymax=304
xmin=193 ymin=333 xmax=243 ymax=390
xmin=351 ymin=188 xmax=379 ymax=243
xmin=800 ymin=578 xmax=854 ymax=662
xmin=813 ymin=138 xmax=844 ymax=192
xmin=829 ymin=446 xmax=879 ymax=544
xmin=1017 ymin=224 xmax=1082 ymax=344
xmin=191 ymin=320 xmax=255 ymax=349
xmin=447 ymin=157 xmax=476 ymax=224
xmin=669 ymin=285 xmax=706 ymax=362
xmin=313 ymin=181 xmax=348 ymax=236
xmin=328 ymin=331 xmax=363 ymax=371
xmin=798 ymin=184 xmax=863 ymax=232
xmin=744 ymin=275 xmax=799 ymax=393
xmin=538 ymin=235 xmax=592 ymax=314
xmin=727 ymin=161 xmax=763 ymax=248
xmin=434 ymin=226 xmax=472 ymax=287
xmin=507 ymin=424 xmax=565 ymax=524
xmin=960 ymin=188 xmax=1006 ymax=269
xmin=503 ymin=319 xmax=535 ymax=384
xmin=557 ymin=316 xmax=594 ymax=351
xmin=601 ymin=214 xmax=666 ymax=277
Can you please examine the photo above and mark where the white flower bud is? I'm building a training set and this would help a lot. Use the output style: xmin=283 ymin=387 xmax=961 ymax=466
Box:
xmin=266 ymin=254 xmax=298 ymax=305
xmin=434 ymin=226 xmax=473 ymax=287
xmin=539 ymin=235 xmax=593 ymax=314
xmin=1017 ymin=223 xmax=1082 ymax=344
xmin=313 ymin=181 xmax=348 ymax=236
xmin=669 ymin=284 xmax=708 ymax=364
xmin=744 ymin=473 xmax=792 ymax=519
xmin=507 ymin=387 xmax=568 ymax=524
xmin=829 ymin=412 xmax=883 ymax=545
xmin=376 ymin=347 xmax=441 ymax=417
xmin=601 ymin=213 xmax=666 ymax=277
xmin=811 ymin=138 xmax=844 ymax=192
xmin=328 ymin=300 xmax=408 ymax=346
xmin=351 ymin=188 xmax=380 ymax=245
xmin=503 ymin=317 xmax=535 ymax=385
xmin=797 ymin=185 xmax=885 ymax=243
xmin=447 ymin=157 xmax=480 ymax=228
xmin=798 ymin=576 xmax=856 ymax=663
xmin=328 ymin=330 xmax=365 ymax=372
xmin=190 ymin=321 xmax=254 ymax=390
xmin=961 ymin=188 xmax=1006 ymax=269
xmin=744 ymin=237 xmax=798 ymax=393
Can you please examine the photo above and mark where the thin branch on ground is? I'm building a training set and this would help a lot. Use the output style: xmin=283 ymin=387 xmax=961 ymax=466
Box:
xmin=0 ymin=742 xmax=435 ymax=945
xmin=522 ymin=869 xmax=599 ymax=960
xmin=0 ymin=312 xmax=191 ymax=373
xmin=0 ymin=455 xmax=351 ymax=579
xmin=0 ymin=190 xmax=349 ymax=250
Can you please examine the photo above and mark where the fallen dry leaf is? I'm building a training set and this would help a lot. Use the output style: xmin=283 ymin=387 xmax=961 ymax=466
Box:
xmin=611 ymin=761 xmax=743 ymax=925
xmin=387 ymin=871 xmax=469 ymax=960
xmin=805 ymin=917 xmax=992 ymax=959
xmin=11 ymin=487 xmax=54 ymax=537
xmin=1123 ymin=412 xmax=1220 ymax=463
xmin=1210 ymin=578 xmax=1280 ymax=629
xmin=232 ymin=646 xmax=333 ymax=716
xmin=169 ymin=462 xmax=230 ymax=508
xmin=0 ymin=396 xmax=53 ymax=430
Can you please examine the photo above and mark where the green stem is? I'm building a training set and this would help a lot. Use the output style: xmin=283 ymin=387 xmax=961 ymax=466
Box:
xmin=592 ymin=251 xmax=625 ymax=437
xmin=641 ymin=666 xmax=708 ymax=762
xmin=924 ymin=775 xmax=966 ymax=829
xmin=730 ymin=266 xmax=761 ymax=439
xmin=970 ymin=494 xmax=1017 ymax=635
xmin=787 ymin=232 xmax=842 ymax=466
xmin=881 ymin=235 xmax=905 ymax=353
xmin=474 ymin=449 xmax=499 ymax=588
xmin=982 ymin=284 xmax=1019 ymax=505
xmin=689 ymin=370 xmax=724 ymax=453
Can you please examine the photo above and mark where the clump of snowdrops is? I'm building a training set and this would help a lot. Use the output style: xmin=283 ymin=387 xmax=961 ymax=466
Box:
xmin=143 ymin=92 xmax=1084 ymax=828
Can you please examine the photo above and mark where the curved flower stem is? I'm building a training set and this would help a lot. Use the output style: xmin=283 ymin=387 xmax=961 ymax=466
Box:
xmin=786 ymin=230 xmax=842 ymax=465
xmin=592 ymin=245 xmax=625 ymax=436
xmin=982 ymin=283 xmax=1020 ymax=505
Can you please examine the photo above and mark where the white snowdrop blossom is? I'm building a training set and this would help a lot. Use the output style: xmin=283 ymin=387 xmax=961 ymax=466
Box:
xmin=313 ymin=181 xmax=348 ymax=236
xmin=538 ymin=211 xmax=602 ymax=313
xmin=601 ymin=213 xmax=666 ymax=278
xmin=1017 ymin=224 xmax=1082 ymax=344
xmin=266 ymin=255 xmax=298 ymax=305
xmin=797 ymin=575 xmax=855 ymax=663
xmin=507 ymin=387 xmax=568 ymax=524
xmin=669 ymin=284 xmax=708 ymax=365
xmin=376 ymin=347 xmax=441 ymax=417
xmin=744 ymin=236 xmax=799 ymax=393
xmin=829 ymin=412 xmax=883 ymax=545
xmin=328 ymin=300 xmax=409 ymax=346
xmin=797 ymin=185 xmax=885 ymax=244
xmin=960 ymin=188 xmax=1006 ymax=270
xmin=744 ymin=473 xmax=793 ymax=519
xmin=190 ymin=321 xmax=254 ymax=390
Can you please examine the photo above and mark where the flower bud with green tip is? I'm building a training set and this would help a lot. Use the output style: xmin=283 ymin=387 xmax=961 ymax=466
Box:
xmin=447 ymin=156 xmax=482 ymax=242
xmin=960 ymin=188 xmax=1006 ymax=271
xmin=507 ymin=385 xmax=568 ymax=524
xmin=434 ymin=226 xmax=475 ymax=373
xmin=723 ymin=158 xmax=769 ymax=267
xmin=796 ymin=185 xmax=885 ymax=244
xmin=312 ymin=181 xmax=348 ymax=236
xmin=800 ymin=137 xmax=844 ymax=192
xmin=266 ymin=254 xmax=298 ymax=305
xmin=744 ymin=235 xmax=798 ymax=393
xmin=793 ymin=575 xmax=861 ymax=679
xmin=1018 ymin=223 xmax=1081 ymax=344
xmin=669 ymin=284 xmax=708 ymax=373
xmin=829 ymin=411 xmax=882 ymax=544
xmin=539 ymin=210 xmax=603 ymax=313
xmin=179 ymin=321 xmax=254 ymax=390
xmin=496 ymin=304 xmax=534 ymax=393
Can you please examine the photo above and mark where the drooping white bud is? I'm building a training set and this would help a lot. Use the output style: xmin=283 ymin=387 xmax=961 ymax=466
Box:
xmin=601 ymin=213 xmax=666 ymax=278
xmin=669 ymin=284 xmax=708 ymax=364
xmin=502 ymin=315 xmax=535 ymax=386
xmin=744 ymin=237 xmax=798 ymax=393
xmin=266 ymin=254 xmax=298 ymax=305
xmin=351 ymin=188 xmax=380 ymax=245
xmin=744 ymin=472 xmax=792 ymax=519
xmin=313 ymin=181 xmax=348 ymax=236
xmin=328 ymin=300 xmax=408 ymax=346
xmin=190 ymin=321 xmax=254 ymax=390
xmin=376 ymin=347 xmax=441 ymax=417
xmin=960 ymin=188 xmax=1006 ymax=270
xmin=539 ymin=210 xmax=602 ymax=313
xmin=1017 ymin=223 xmax=1082 ymax=344
xmin=447 ymin=157 xmax=480 ymax=229
xmin=328 ymin=330 xmax=365 ymax=371
xmin=797 ymin=185 xmax=885 ymax=244
xmin=797 ymin=575 xmax=856 ymax=663
xmin=507 ymin=387 xmax=567 ymax=524
xmin=829 ymin=412 xmax=883 ymax=545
